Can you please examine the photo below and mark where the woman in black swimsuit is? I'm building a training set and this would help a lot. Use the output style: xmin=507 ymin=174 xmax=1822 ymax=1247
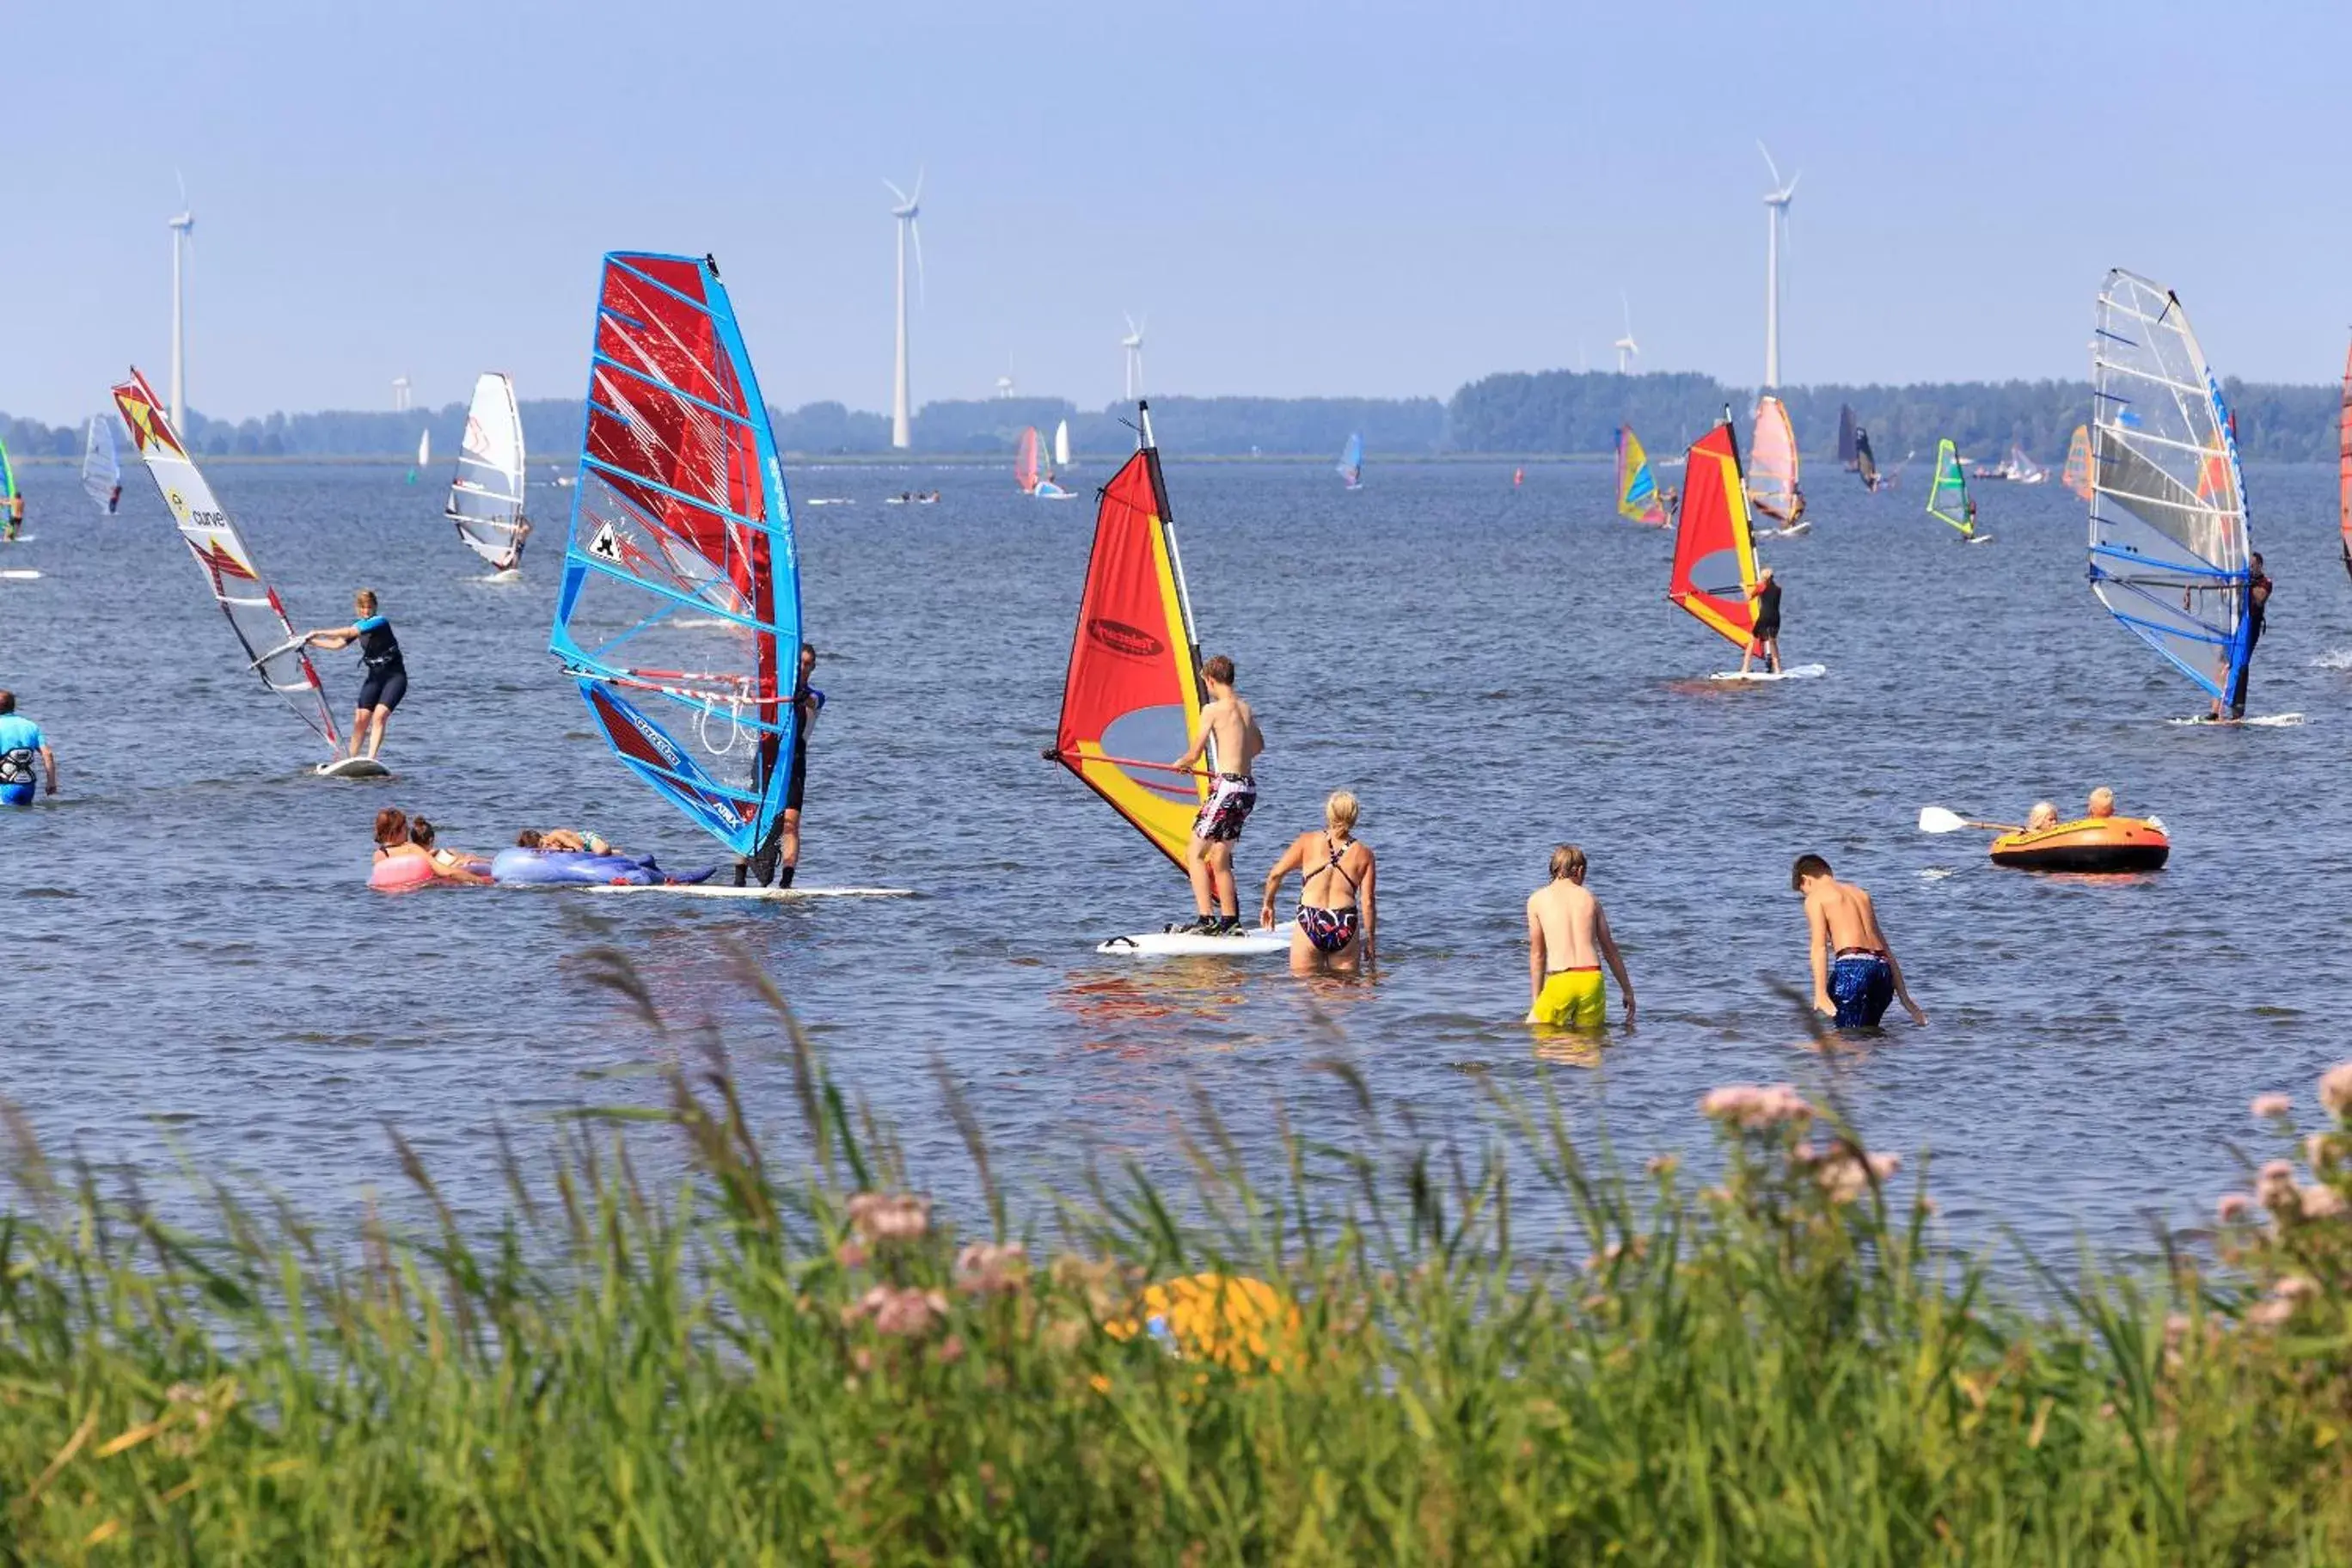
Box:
xmin=1258 ymin=790 xmax=1378 ymax=976
xmin=304 ymin=588 xmax=407 ymax=763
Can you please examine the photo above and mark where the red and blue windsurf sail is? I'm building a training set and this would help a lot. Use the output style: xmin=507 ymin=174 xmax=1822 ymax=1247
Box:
xmin=550 ymin=252 xmax=801 ymax=857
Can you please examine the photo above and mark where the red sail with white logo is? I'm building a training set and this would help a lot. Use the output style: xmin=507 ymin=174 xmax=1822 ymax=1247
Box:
xmin=1045 ymin=404 xmax=1210 ymax=869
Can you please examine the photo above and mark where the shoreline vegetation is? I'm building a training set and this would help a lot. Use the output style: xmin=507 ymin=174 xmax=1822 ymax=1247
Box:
xmin=7 ymin=961 xmax=2352 ymax=1559
xmin=9 ymin=370 xmax=2345 ymax=468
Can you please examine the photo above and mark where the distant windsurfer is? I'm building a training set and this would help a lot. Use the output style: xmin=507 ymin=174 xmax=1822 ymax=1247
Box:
xmin=1524 ymin=845 xmax=1635 ymax=1031
xmin=0 ymin=690 xmax=58 ymax=805
xmin=1173 ymin=653 xmax=1264 ymax=934
xmin=1258 ymin=790 xmax=1376 ymax=973
xmin=1963 ymin=496 xmax=1979 ymax=538
xmin=303 ymin=589 xmax=406 ymax=763
xmin=1661 ymin=484 xmax=1681 ymax=520
xmin=493 ymin=518 xmax=532 ymax=573
xmin=2214 ymin=552 xmax=2271 ymax=721
xmin=107 ymin=483 xmax=122 ymax=515
xmin=3 ymin=493 xmax=21 ymax=542
xmin=1792 ymin=854 xmax=1926 ymax=1029
xmin=1739 ymin=567 xmax=1783 ymax=676
xmin=744 ymin=643 xmax=824 ymax=887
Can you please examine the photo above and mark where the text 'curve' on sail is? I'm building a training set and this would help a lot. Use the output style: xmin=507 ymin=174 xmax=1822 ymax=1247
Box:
xmin=1668 ymin=417 xmax=1761 ymax=652
xmin=2086 ymin=269 xmax=2252 ymax=705
xmin=1045 ymin=402 xmax=1211 ymax=871
xmin=550 ymin=252 xmax=802 ymax=859
xmin=110 ymin=368 xmax=341 ymax=750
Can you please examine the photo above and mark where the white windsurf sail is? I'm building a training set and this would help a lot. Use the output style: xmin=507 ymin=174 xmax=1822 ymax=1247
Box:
xmin=111 ymin=368 xmax=340 ymax=749
xmin=1054 ymin=418 xmax=1072 ymax=469
xmin=446 ymin=371 xmax=529 ymax=570
xmin=2088 ymin=270 xmax=2252 ymax=706
xmin=82 ymin=415 xmax=120 ymax=512
xmin=418 ymin=428 xmax=432 ymax=469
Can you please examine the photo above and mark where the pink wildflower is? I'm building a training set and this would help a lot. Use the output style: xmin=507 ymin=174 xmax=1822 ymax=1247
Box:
xmin=2320 ymin=1063 xmax=2352 ymax=1119
xmin=2247 ymin=1297 xmax=2295 ymax=1329
xmin=2251 ymin=1093 xmax=2293 ymax=1120
xmin=2216 ymin=1193 xmax=2251 ymax=1224
xmin=2301 ymin=1185 xmax=2348 ymax=1219
xmin=955 ymin=1241 xmax=1029 ymax=1295
xmin=1699 ymin=1082 xmax=1816 ymax=1130
xmin=2258 ymin=1161 xmax=2300 ymax=1213
xmin=855 ymin=1284 xmax=950 ymax=1338
xmin=2308 ymin=1134 xmax=2337 ymax=1173
xmin=835 ymin=1240 xmax=870 ymax=1270
xmin=846 ymin=1192 xmax=932 ymax=1243
xmin=1645 ymin=1155 xmax=1679 ymax=1178
xmin=2278 ymin=1274 xmax=2321 ymax=1301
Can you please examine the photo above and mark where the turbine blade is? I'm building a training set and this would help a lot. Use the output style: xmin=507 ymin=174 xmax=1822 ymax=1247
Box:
xmin=911 ymin=164 xmax=924 ymax=205
xmin=1785 ymin=171 xmax=1802 ymax=198
xmin=883 ymin=177 xmax=910 ymax=205
xmin=1756 ymin=141 xmax=1782 ymax=187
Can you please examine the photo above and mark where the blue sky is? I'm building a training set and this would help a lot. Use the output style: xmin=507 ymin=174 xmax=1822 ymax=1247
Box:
xmin=8 ymin=0 xmax=2349 ymax=424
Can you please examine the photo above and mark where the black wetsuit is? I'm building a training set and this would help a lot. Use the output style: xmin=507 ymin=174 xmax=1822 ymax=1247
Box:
xmin=353 ymin=615 xmax=407 ymax=713
xmin=1751 ymin=579 xmax=1782 ymax=642
xmin=750 ymin=678 xmax=824 ymax=885
xmin=2229 ymin=572 xmax=2269 ymax=718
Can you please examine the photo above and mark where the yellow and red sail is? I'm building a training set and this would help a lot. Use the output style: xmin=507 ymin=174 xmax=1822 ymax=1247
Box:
xmin=1048 ymin=428 xmax=1210 ymax=870
xmin=2062 ymin=423 xmax=2093 ymax=501
xmin=1669 ymin=420 xmax=1761 ymax=651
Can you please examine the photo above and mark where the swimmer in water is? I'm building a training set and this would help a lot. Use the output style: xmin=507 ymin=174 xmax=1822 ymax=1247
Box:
xmin=517 ymin=828 xmax=616 ymax=854
xmin=1524 ymin=844 xmax=1635 ymax=1031
xmin=304 ymin=589 xmax=406 ymax=763
xmin=372 ymin=807 xmax=437 ymax=875
xmin=1258 ymin=790 xmax=1377 ymax=975
xmin=1793 ymin=853 xmax=1926 ymax=1030
xmin=409 ymin=818 xmax=491 ymax=883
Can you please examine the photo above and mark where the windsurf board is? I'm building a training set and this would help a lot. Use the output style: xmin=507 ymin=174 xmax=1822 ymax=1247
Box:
xmin=1707 ymin=663 xmax=1828 ymax=683
xmin=1097 ymin=923 xmax=1297 ymax=958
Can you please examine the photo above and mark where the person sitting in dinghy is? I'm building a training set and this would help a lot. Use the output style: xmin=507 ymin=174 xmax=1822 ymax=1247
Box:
xmin=2025 ymin=801 xmax=2060 ymax=833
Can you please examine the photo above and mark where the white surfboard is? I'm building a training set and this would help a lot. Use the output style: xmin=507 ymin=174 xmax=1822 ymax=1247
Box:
xmin=1707 ymin=663 xmax=1828 ymax=683
xmin=317 ymin=756 xmax=392 ymax=779
xmin=2165 ymin=712 xmax=2306 ymax=728
xmin=1096 ymin=923 xmax=1297 ymax=958
xmin=1966 ymin=534 xmax=1996 ymax=546
xmin=579 ymin=883 xmax=915 ymax=901
xmin=1761 ymin=521 xmax=1811 ymax=538
xmin=482 ymin=567 xmax=522 ymax=585
xmin=1 ymin=569 xmax=40 ymax=581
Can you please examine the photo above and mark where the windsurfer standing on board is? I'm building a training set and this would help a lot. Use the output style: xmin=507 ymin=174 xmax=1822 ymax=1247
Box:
xmin=2213 ymin=552 xmax=2271 ymax=721
xmin=742 ymin=643 xmax=824 ymax=888
xmin=1172 ymin=653 xmax=1263 ymax=935
xmin=1739 ymin=567 xmax=1784 ymax=676
xmin=303 ymin=589 xmax=406 ymax=764
xmin=1792 ymin=854 xmax=1926 ymax=1030
xmin=493 ymin=518 xmax=532 ymax=574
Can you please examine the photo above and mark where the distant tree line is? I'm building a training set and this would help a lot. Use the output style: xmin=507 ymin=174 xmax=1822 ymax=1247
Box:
xmin=2 ymin=373 xmax=2335 ymax=465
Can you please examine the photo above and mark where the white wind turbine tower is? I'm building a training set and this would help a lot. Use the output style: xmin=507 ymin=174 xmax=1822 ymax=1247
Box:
xmin=391 ymin=376 xmax=411 ymax=413
xmin=1613 ymin=293 xmax=1640 ymax=374
xmin=1120 ymin=313 xmax=1147 ymax=401
xmin=168 ymin=175 xmax=196 ymax=431
xmin=1758 ymin=143 xmax=1800 ymax=389
xmin=885 ymin=171 xmax=926 ymax=450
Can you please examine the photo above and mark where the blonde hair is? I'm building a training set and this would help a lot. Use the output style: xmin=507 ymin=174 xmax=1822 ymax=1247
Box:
xmin=355 ymin=588 xmax=379 ymax=614
xmin=2027 ymin=800 xmax=2059 ymax=830
xmin=1549 ymin=844 xmax=1587 ymax=882
xmin=1325 ymin=790 xmax=1358 ymax=832
xmin=2088 ymin=786 xmax=2116 ymax=816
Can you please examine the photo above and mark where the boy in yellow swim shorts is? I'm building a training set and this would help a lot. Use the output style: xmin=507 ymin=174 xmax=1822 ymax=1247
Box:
xmin=1524 ymin=844 xmax=1636 ymax=1031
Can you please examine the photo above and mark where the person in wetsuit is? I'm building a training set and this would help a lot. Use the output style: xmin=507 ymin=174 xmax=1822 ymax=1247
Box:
xmin=1740 ymin=566 xmax=1784 ymax=676
xmin=0 ymin=689 xmax=58 ymax=805
xmin=1258 ymin=790 xmax=1378 ymax=975
xmin=744 ymin=643 xmax=825 ymax=887
xmin=2215 ymin=552 xmax=2272 ymax=721
xmin=304 ymin=588 xmax=407 ymax=764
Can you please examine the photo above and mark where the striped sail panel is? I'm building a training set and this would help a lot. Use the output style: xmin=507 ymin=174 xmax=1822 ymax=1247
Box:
xmin=1049 ymin=438 xmax=1210 ymax=871
xmin=1669 ymin=421 xmax=1760 ymax=650
xmin=1926 ymin=439 xmax=1972 ymax=536
xmin=2062 ymin=424 xmax=2093 ymax=502
xmin=550 ymin=252 xmax=801 ymax=857
xmin=1614 ymin=425 xmax=1665 ymax=524
xmin=2087 ymin=270 xmax=2251 ymax=704
xmin=1747 ymin=395 xmax=1800 ymax=521
xmin=82 ymin=416 xmax=119 ymax=511
xmin=110 ymin=368 xmax=340 ymax=747
xmin=447 ymin=372 xmax=529 ymax=568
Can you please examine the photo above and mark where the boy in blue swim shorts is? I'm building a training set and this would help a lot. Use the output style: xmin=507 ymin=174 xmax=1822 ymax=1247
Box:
xmin=1792 ymin=854 xmax=1926 ymax=1030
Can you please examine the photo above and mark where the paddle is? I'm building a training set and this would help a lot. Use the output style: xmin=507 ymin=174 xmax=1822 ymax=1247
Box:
xmin=1918 ymin=806 xmax=2022 ymax=835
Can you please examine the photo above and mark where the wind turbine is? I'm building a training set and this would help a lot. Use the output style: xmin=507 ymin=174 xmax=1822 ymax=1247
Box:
xmin=1758 ymin=143 xmax=1799 ymax=389
xmin=168 ymin=174 xmax=195 ymax=431
xmin=1121 ymin=313 xmax=1147 ymax=401
xmin=884 ymin=170 xmax=926 ymax=450
xmin=1613 ymin=292 xmax=1640 ymax=374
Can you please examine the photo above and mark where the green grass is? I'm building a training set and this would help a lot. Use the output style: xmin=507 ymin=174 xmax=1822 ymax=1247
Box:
xmin=3 ymin=956 xmax=2350 ymax=1564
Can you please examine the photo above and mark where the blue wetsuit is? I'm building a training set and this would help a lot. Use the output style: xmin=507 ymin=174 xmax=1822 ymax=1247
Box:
xmin=0 ymin=714 xmax=45 ymax=805
xmin=1829 ymin=950 xmax=1895 ymax=1027
xmin=352 ymin=615 xmax=407 ymax=713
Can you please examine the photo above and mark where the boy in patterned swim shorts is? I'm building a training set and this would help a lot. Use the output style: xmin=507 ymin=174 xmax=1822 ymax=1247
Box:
xmin=1173 ymin=654 xmax=1265 ymax=935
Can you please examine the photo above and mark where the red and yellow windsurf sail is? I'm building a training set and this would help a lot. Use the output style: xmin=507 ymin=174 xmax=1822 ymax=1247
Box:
xmin=1048 ymin=415 xmax=1210 ymax=870
xmin=1669 ymin=420 xmax=1761 ymax=651
xmin=2338 ymin=340 xmax=2351 ymax=580
xmin=2062 ymin=423 xmax=2093 ymax=501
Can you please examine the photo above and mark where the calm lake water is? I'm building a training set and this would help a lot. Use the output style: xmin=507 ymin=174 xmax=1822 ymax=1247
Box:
xmin=2 ymin=451 xmax=2346 ymax=1261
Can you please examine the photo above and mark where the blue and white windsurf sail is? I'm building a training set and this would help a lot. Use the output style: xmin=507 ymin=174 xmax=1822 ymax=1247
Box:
xmin=82 ymin=414 xmax=120 ymax=511
xmin=1338 ymin=432 xmax=1363 ymax=489
xmin=2087 ymin=270 xmax=2252 ymax=705
xmin=550 ymin=252 xmax=802 ymax=857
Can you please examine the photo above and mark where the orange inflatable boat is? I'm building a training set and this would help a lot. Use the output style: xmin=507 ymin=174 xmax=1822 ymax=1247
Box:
xmin=1988 ymin=816 xmax=2169 ymax=873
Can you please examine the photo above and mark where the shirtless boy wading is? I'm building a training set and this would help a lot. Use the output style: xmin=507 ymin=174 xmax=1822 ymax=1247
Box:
xmin=1792 ymin=854 xmax=1927 ymax=1028
xmin=1525 ymin=845 xmax=1635 ymax=1030
xmin=1172 ymin=654 xmax=1263 ymax=934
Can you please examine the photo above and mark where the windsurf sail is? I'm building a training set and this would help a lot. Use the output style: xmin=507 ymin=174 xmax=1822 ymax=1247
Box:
xmin=1614 ymin=425 xmax=1666 ymax=524
xmin=1926 ymin=439 xmax=1973 ymax=536
xmin=111 ymin=368 xmax=340 ymax=747
xmin=1338 ymin=432 xmax=1363 ymax=488
xmin=1016 ymin=426 xmax=1041 ymax=493
xmin=446 ymin=371 xmax=529 ymax=570
xmin=1046 ymin=401 xmax=1210 ymax=871
xmin=2008 ymin=444 xmax=2049 ymax=484
xmin=549 ymin=251 xmax=802 ymax=858
xmin=2063 ymin=423 xmax=2093 ymax=501
xmin=1747 ymin=395 xmax=1800 ymax=521
xmin=82 ymin=416 xmax=120 ymax=511
xmin=419 ymin=429 xmax=432 ymax=469
xmin=1837 ymin=404 xmax=1858 ymax=469
xmin=1055 ymin=418 xmax=1072 ymax=469
xmin=1668 ymin=418 xmax=1761 ymax=651
xmin=0 ymin=437 xmax=15 ymax=513
xmin=1854 ymin=427 xmax=1880 ymax=490
xmin=2087 ymin=270 xmax=2252 ymax=705
xmin=2340 ymin=341 xmax=2351 ymax=580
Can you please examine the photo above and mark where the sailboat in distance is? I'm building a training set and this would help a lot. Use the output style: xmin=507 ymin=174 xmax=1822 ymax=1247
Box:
xmin=1853 ymin=426 xmax=1881 ymax=492
xmin=83 ymin=415 xmax=121 ymax=512
xmin=1044 ymin=401 xmax=1289 ymax=956
xmin=1926 ymin=439 xmax=1988 ymax=543
xmin=1614 ymin=425 xmax=1667 ymax=524
xmin=1748 ymin=395 xmax=1807 ymax=534
xmin=446 ymin=371 xmax=530 ymax=579
xmin=1338 ymin=432 xmax=1363 ymax=490
xmin=2062 ymin=424 xmax=2093 ymax=502
xmin=1055 ymin=418 xmax=1073 ymax=471
xmin=1668 ymin=412 xmax=1822 ymax=681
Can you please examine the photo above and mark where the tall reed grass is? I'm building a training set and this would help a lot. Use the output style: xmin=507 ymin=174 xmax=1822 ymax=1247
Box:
xmin=3 ymin=954 xmax=2349 ymax=1563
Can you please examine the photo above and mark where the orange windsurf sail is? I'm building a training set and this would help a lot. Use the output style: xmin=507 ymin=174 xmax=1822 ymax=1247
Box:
xmin=1015 ymin=426 xmax=1041 ymax=493
xmin=1669 ymin=420 xmax=1761 ymax=651
xmin=2062 ymin=423 xmax=2093 ymax=501
xmin=1047 ymin=406 xmax=1210 ymax=870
